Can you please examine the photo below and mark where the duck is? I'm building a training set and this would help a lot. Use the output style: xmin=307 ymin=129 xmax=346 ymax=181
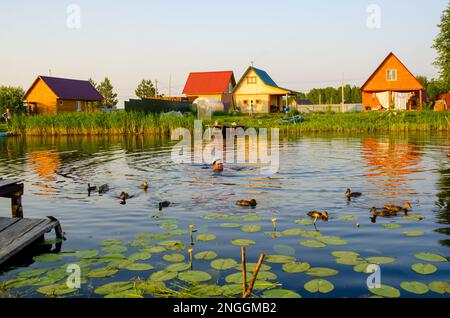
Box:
xmin=159 ymin=201 xmax=171 ymax=211
xmin=383 ymin=202 xmax=411 ymax=213
xmin=98 ymin=184 xmax=109 ymax=194
xmin=307 ymin=211 xmax=329 ymax=223
xmin=370 ymin=207 xmax=398 ymax=217
xmin=120 ymin=192 xmax=129 ymax=205
xmin=87 ymin=183 xmax=97 ymax=192
xmin=235 ymin=199 xmax=257 ymax=207
xmin=346 ymin=189 xmax=362 ymax=199
xmin=140 ymin=181 xmax=149 ymax=190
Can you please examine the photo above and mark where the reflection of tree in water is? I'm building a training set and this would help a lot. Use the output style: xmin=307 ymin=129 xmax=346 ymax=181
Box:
xmin=434 ymin=168 xmax=450 ymax=247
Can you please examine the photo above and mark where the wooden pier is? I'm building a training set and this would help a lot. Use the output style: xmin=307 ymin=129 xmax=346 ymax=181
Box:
xmin=0 ymin=178 xmax=62 ymax=266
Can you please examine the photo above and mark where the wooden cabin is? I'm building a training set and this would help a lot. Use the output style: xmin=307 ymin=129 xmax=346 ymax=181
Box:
xmin=23 ymin=76 xmax=104 ymax=114
xmin=233 ymin=66 xmax=297 ymax=114
xmin=182 ymin=71 xmax=236 ymax=111
xmin=361 ymin=52 xmax=425 ymax=111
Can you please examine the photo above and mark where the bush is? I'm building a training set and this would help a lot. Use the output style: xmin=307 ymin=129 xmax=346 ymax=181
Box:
xmin=285 ymin=109 xmax=300 ymax=118
xmin=213 ymin=110 xmax=228 ymax=116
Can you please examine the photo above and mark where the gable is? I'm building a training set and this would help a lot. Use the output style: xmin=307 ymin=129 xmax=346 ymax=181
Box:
xmin=182 ymin=71 xmax=235 ymax=95
xmin=24 ymin=77 xmax=58 ymax=101
xmin=234 ymin=67 xmax=291 ymax=95
xmin=361 ymin=53 xmax=424 ymax=92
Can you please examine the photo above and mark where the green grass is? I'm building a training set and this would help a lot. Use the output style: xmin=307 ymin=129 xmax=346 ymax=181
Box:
xmin=0 ymin=122 xmax=7 ymax=133
xmin=8 ymin=110 xmax=450 ymax=136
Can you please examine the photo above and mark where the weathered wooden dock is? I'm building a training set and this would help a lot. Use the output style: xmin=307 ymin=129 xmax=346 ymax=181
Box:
xmin=0 ymin=178 xmax=62 ymax=266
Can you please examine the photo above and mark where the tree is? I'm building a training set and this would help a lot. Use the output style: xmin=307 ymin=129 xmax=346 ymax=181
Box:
xmin=97 ymin=77 xmax=118 ymax=109
xmin=0 ymin=86 xmax=25 ymax=114
xmin=433 ymin=3 xmax=450 ymax=85
xmin=135 ymin=79 xmax=156 ymax=99
xmin=87 ymin=78 xmax=102 ymax=109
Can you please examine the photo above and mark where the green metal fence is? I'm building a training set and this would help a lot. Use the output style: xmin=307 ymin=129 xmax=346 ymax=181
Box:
xmin=124 ymin=99 xmax=192 ymax=114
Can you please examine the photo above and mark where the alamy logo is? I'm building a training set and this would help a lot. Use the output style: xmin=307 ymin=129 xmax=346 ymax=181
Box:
xmin=66 ymin=4 xmax=81 ymax=29
xmin=66 ymin=264 xmax=81 ymax=289
xmin=366 ymin=4 xmax=381 ymax=29
xmin=366 ymin=264 xmax=381 ymax=289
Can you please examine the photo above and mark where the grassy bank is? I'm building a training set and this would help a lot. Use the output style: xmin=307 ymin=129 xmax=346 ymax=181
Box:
xmin=0 ymin=123 xmax=7 ymax=133
xmin=8 ymin=110 xmax=450 ymax=136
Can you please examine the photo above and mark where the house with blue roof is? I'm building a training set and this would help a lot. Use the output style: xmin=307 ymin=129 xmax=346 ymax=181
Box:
xmin=233 ymin=66 xmax=297 ymax=114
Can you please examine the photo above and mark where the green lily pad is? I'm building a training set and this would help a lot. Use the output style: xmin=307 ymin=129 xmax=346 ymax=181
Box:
xmin=369 ymin=284 xmax=401 ymax=298
xmin=335 ymin=258 xmax=365 ymax=265
xmin=234 ymin=263 xmax=272 ymax=272
xmin=316 ymin=236 xmax=348 ymax=245
xmin=100 ymin=239 xmax=124 ymax=246
xmin=178 ymin=271 xmax=212 ymax=283
xmin=211 ymin=258 xmax=237 ymax=270
xmin=166 ymin=263 xmax=191 ymax=272
xmin=300 ymin=231 xmax=322 ymax=238
xmin=17 ymin=269 xmax=46 ymax=278
xmin=32 ymin=276 xmax=62 ymax=286
xmin=400 ymin=281 xmax=429 ymax=295
xmin=338 ymin=215 xmax=358 ymax=221
xmin=102 ymin=245 xmax=128 ymax=254
xmin=128 ymin=239 xmax=151 ymax=247
xmin=331 ymin=251 xmax=360 ymax=258
xmin=415 ymin=253 xmax=447 ymax=263
xmin=428 ymin=281 xmax=448 ymax=294
xmin=262 ymin=289 xmax=301 ymax=298
xmin=100 ymin=254 xmax=126 ymax=261
xmin=282 ymin=262 xmax=310 ymax=273
xmin=136 ymin=281 xmax=168 ymax=295
xmin=128 ymin=252 xmax=152 ymax=262
xmin=197 ymin=234 xmax=217 ymax=242
xmin=220 ymin=223 xmax=241 ymax=228
xmin=86 ymin=267 xmax=118 ymax=278
xmin=282 ymin=229 xmax=305 ymax=236
xmin=241 ymin=225 xmax=262 ymax=233
xmin=46 ymin=269 xmax=67 ymax=280
xmin=126 ymin=263 xmax=154 ymax=271
xmin=225 ymin=271 xmax=277 ymax=284
xmin=273 ymin=245 xmax=296 ymax=256
xmin=37 ymin=284 xmax=77 ymax=296
xmin=402 ymin=214 xmax=424 ymax=221
xmin=104 ymin=291 xmax=143 ymax=298
xmin=108 ymin=260 xmax=133 ymax=269
xmin=304 ymin=279 xmax=334 ymax=294
xmin=411 ymin=263 xmax=437 ymax=275
xmin=306 ymin=268 xmax=339 ymax=277
xmin=194 ymin=251 xmax=218 ymax=260
xmin=365 ymin=257 xmax=396 ymax=265
xmin=265 ymin=255 xmax=296 ymax=264
xmin=242 ymin=215 xmax=263 ymax=222
xmin=231 ymin=239 xmax=256 ymax=246
xmin=403 ymin=231 xmax=425 ymax=237
xmin=149 ymin=270 xmax=177 ymax=282
xmin=74 ymin=249 xmax=99 ymax=259
xmin=95 ymin=282 xmax=134 ymax=295
xmin=160 ymin=223 xmax=178 ymax=231
xmin=187 ymin=284 xmax=224 ymax=297
xmin=33 ymin=254 xmax=62 ymax=263
xmin=143 ymin=246 xmax=166 ymax=253
xmin=163 ymin=253 xmax=186 ymax=263
xmin=294 ymin=219 xmax=314 ymax=226
xmin=158 ymin=240 xmax=186 ymax=251
xmin=353 ymin=263 xmax=370 ymax=273
xmin=300 ymin=240 xmax=326 ymax=248
xmin=384 ymin=223 xmax=402 ymax=229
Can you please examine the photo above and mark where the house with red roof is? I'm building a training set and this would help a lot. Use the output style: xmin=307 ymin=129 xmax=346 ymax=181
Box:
xmin=182 ymin=71 xmax=236 ymax=111
xmin=23 ymin=76 xmax=104 ymax=114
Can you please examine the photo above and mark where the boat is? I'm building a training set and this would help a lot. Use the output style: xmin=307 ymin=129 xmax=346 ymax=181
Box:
xmin=0 ymin=132 xmax=12 ymax=138
xmin=281 ymin=115 xmax=304 ymax=124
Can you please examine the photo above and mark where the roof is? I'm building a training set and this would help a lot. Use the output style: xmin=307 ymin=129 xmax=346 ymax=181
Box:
xmin=182 ymin=71 xmax=235 ymax=95
xmin=361 ymin=52 xmax=425 ymax=91
xmin=234 ymin=66 xmax=298 ymax=94
xmin=24 ymin=76 xmax=104 ymax=101
xmin=295 ymin=98 xmax=313 ymax=105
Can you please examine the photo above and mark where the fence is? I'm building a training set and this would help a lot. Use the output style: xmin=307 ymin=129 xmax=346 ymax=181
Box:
xmin=124 ymin=99 xmax=192 ymax=114
xmin=295 ymin=104 xmax=363 ymax=113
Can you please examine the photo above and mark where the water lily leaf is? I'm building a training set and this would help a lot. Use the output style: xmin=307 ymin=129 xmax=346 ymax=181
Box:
xmin=369 ymin=284 xmax=401 ymax=298
xmin=142 ymin=246 xmax=166 ymax=253
xmin=402 ymin=231 xmax=425 ymax=237
xmin=102 ymin=245 xmax=128 ymax=254
xmin=234 ymin=263 xmax=272 ymax=272
xmin=402 ymin=214 xmax=424 ymax=221
xmin=74 ymin=250 xmax=99 ymax=259
xmin=428 ymin=281 xmax=448 ymax=294
xmin=194 ymin=251 xmax=218 ymax=260
xmin=242 ymin=215 xmax=263 ymax=222
xmin=46 ymin=269 xmax=67 ymax=280
xmin=186 ymin=284 xmax=223 ymax=297
xmin=166 ymin=263 xmax=191 ymax=272
xmin=108 ymin=260 xmax=133 ymax=269
xmin=365 ymin=257 xmax=396 ymax=265
xmin=220 ymin=223 xmax=241 ymax=228
xmin=4 ymin=278 xmax=39 ymax=289
xmin=353 ymin=263 xmax=370 ymax=273
xmin=136 ymin=281 xmax=168 ymax=295
xmin=273 ymin=245 xmax=296 ymax=256
xmin=100 ymin=254 xmax=126 ymax=261
xmin=415 ymin=253 xmax=447 ymax=263
xmin=178 ymin=271 xmax=212 ymax=283
xmin=95 ymin=282 xmax=134 ymax=295
xmin=86 ymin=267 xmax=118 ymax=278
xmin=197 ymin=234 xmax=216 ymax=242
xmin=316 ymin=236 xmax=348 ymax=245
xmin=221 ymin=284 xmax=243 ymax=296
xmin=282 ymin=229 xmax=305 ymax=236
xmin=225 ymin=271 xmax=276 ymax=284
xmin=33 ymin=254 xmax=62 ymax=263
xmin=300 ymin=231 xmax=322 ymax=238
xmin=211 ymin=258 xmax=237 ymax=270
xmin=37 ymin=284 xmax=76 ymax=296
xmin=100 ymin=239 xmax=125 ymax=246
xmin=266 ymin=255 xmax=296 ymax=264
xmin=104 ymin=291 xmax=143 ymax=298
xmin=170 ymin=230 xmax=188 ymax=236
xmin=17 ymin=269 xmax=46 ymax=278
xmin=400 ymin=281 xmax=429 ymax=295
xmin=306 ymin=268 xmax=339 ymax=277
xmin=158 ymin=240 xmax=186 ymax=251
xmin=282 ymin=262 xmax=310 ymax=273
xmin=411 ymin=263 xmax=437 ymax=275
xmin=149 ymin=270 xmax=177 ymax=282
xmin=128 ymin=252 xmax=152 ymax=262
xmin=160 ymin=223 xmax=178 ymax=231
xmin=32 ymin=276 xmax=62 ymax=286
xmin=331 ymin=251 xmax=360 ymax=258
xmin=338 ymin=215 xmax=358 ymax=221
xmin=294 ymin=219 xmax=314 ymax=226
xmin=231 ymin=239 xmax=256 ymax=246
xmin=241 ymin=225 xmax=262 ymax=233
xmin=335 ymin=257 xmax=365 ymax=265
xmin=128 ymin=239 xmax=151 ymax=247
xmin=134 ymin=233 xmax=154 ymax=240
xmin=304 ymin=279 xmax=334 ymax=294
xmin=300 ymin=240 xmax=326 ymax=248
xmin=126 ymin=263 xmax=154 ymax=271
xmin=384 ymin=223 xmax=402 ymax=229
xmin=262 ymin=289 xmax=301 ymax=298
xmin=163 ymin=253 xmax=186 ymax=263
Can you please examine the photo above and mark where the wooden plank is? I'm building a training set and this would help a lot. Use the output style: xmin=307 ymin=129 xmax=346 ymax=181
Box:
xmin=0 ymin=218 xmax=46 ymax=248
xmin=0 ymin=217 xmax=21 ymax=232
xmin=0 ymin=183 xmax=23 ymax=198
xmin=0 ymin=179 xmax=18 ymax=188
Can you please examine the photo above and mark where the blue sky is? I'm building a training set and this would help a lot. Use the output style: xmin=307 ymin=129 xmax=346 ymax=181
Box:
xmin=0 ymin=0 xmax=447 ymax=106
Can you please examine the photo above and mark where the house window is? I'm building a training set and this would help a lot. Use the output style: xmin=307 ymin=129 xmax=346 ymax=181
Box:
xmin=386 ymin=69 xmax=397 ymax=81
xmin=247 ymin=76 xmax=257 ymax=84
xmin=76 ymin=101 xmax=81 ymax=112
xmin=59 ymin=100 xmax=63 ymax=106
xmin=243 ymin=100 xmax=248 ymax=105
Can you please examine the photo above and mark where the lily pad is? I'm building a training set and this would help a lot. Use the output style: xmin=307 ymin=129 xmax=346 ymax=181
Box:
xmin=194 ymin=251 xmax=218 ymax=260
xmin=33 ymin=254 xmax=62 ymax=263
xmin=242 ymin=215 xmax=263 ymax=222
xmin=108 ymin=260 xmax=133 ymax=269
xmin=353 ymin=263 xmax=370 ymax=273
xmin=126 ymin=263 xmax=154 ymax=271
xmin=402 ymin=214 xmax=424 ymax=221
xmin=166 ymin=263 xmax=191 ymax=272
xmin=95 ymin=282 xmax=134 ymax=295
xmin=37 ymin=283 xmax=76 ymax=296
xmin=149 ymin=270 xmax=177 ymax=282
xmin=225 ymin=271 xmax=277 ymax=284
xmin=306 ymin=267 xmax=339 ymax=277
xmin=234 ymin=263 xmax=272 ymax=272
xmin=17 ymin=269 xmax=46 ymax=278
xmin=331 ymin=251 xmax=360 ymax=258
xmin=400 ymin=281 xmax=429 ymax=295
xmin=402 ymin=231 xmax=425 ymax=237
xmin=262 ymin=289 xmax=301 ymax=298
xmin=265 ymin=255 xmax=296 ymax=264
xmin=316 ymin=236 xmax=348 ymax=246
xmin=221 ymin=284 xmax=243 ymax=296
xmin=365 ymin=257 xmax=396 ymax=265
xmin=46 ymin=269 xmax=67 ymax=280
xmin=282 ymin=262 xmax=310 ymax=273
xmin=128 ymin=252 xmax=152 ymax=262
xmin=86 ymin=267 xmax=118 ymax=278
xmin=220 ymin=223 xmax=241 ymax=228
xmin=369 ymin=284 xmax=401 ymax=298
xmin=74 ymin=250 xmax=99 ymax=259
xmin=102 ymin=245 xmax=128 ymax=254
xmin=300 ymin=231 xmax=322 ymax=238
xmin=178 ymin=271 xmax=212 ymax=283
xmin=282 ymin=229 xmax=305 ymax=236
xmin=143 ymin=246 xmax=166 ymax=253
xmin=415 ymin=253 xmax=447 ymax=263
xmin=241 ymin=225 xmax=262 ymax=233
xmin=273 ymin=245 xmax=296 ymax=256
xmin=338 ymin=215 xmax=358 ymax=221
xmin=335 ymin=258 xmax=365 ymax=265
xmin=158 ymin=240 xmax=186 ymax=251
xmin=101 ymin=254 xmax=126 ymax=261
xmin=128 ymin=239 xmax=151 ymax=247
xmin=197 ymin=234 xmax=217 ymax=242
xmin=304 ymin=279 xmax=334 ymax=294
xmin=163 ymin=253 xmax=186 ymax=263
xmin=231 ymin=239 xmax=256 ymax=246
xmin=411 ymin=263 xmax=437 ymax=275
xmin=104 ymin=291 xmax=143 ymax=298
xmin=210 ymin=258 xmax=238 ymax=270
xmin=294 ymin=219 xmax=314 ymax=226
xmin=384 ymin=223 xmax=402 ymax=229
xmin=100 ymin=239 xmax=124 ymax=246
xmin=300 ymin=240 xmax=326 ymax=248
xmin=428 ymin=281 xmax=448 ymax=294
xmin=160 ymin=223 xmax=178 ymax=231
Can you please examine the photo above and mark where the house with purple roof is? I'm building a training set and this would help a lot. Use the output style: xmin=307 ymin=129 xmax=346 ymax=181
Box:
xmin=23 ymin=76 xmax=104 ymax=114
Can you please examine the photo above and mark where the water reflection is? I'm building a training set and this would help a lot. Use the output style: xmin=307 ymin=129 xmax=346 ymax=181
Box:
xmin=435 ymin=167 xmax=450 ymax=247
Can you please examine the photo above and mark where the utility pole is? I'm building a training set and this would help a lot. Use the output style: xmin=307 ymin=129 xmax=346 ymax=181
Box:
xmin=155 ymin=80 xmax=158 ymax=98
xmin=319 ymin=94 xmax=322 ymax=105
xmin=341 ymin=72 xmax=345 ymax=108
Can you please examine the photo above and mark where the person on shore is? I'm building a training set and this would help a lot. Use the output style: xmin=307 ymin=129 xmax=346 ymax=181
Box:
xmin=3 ymin=108 xmax=12 ymax=127
xmin=213 ymin=159 xmax=224 ymax=172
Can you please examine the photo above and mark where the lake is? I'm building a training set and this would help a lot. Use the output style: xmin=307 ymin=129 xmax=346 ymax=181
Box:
xmin=0 ymin=132 xmax=449 ymax=298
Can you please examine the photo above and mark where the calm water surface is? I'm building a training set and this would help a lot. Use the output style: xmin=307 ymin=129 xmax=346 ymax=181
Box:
xmin=0 ymin=133 xmax=449 ymax=298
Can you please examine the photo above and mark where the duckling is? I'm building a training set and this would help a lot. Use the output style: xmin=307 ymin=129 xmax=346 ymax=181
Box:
xmin=307 ymin=211 xmax=329 ymax=223
xmin=370 ymin=207 xmax=398 ymax=217
xmin=159 ymin=201 xmax=171 ymax=211
xmin=120 ymin=192 xmax=129 ymax=205
xmin=346 ymin=189 xmax=362 ymax=199
xmin=87 ymin=183 xmax=97 ymax=193
xmin=140 ymin=181 xmax=149 ymax=190
xmin=235 ymin=199 xmax=257 ymax=207
xmin=383 ymin=202 xmax=411 ymax=213
xmin=98 ymin=184 xmax=109 ymax=194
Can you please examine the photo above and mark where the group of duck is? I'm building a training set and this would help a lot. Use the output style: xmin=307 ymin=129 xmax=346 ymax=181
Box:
xmin=306 ymin=189 xmax=412 ymax=225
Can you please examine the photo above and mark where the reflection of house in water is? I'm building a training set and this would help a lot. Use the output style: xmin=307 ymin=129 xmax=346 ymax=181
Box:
xmin=362 ymin=138 xmax=422 ymax=197
xmin=28 ymin=150 xmax=61 ymax=194
xmin=434 ymin=168 xmax=450 ymax=247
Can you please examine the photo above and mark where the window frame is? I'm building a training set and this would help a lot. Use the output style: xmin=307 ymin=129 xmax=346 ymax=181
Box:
xmin=386 ymin=69 xmax=398 ymax=81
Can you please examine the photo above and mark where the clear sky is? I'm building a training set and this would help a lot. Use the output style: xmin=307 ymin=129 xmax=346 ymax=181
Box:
xmin=0 ymin=0 xmax=447 ymax=107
